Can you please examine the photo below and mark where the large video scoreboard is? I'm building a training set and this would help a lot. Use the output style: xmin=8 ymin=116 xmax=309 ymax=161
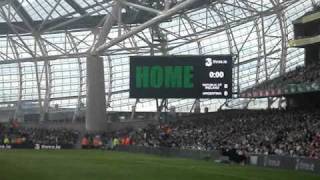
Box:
xmin=130 ymin=55 xmax=233 ymax=98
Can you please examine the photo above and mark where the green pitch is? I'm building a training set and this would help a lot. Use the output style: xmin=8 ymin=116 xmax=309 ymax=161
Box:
xmin=0 ymin=150 xmax=319 ymax=180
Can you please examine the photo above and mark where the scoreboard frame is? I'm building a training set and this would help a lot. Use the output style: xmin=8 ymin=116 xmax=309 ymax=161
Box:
xmin=129 ymin=55 xmax=233 ymax=99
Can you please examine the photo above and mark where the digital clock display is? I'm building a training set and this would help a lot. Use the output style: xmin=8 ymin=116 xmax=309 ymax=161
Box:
xmin=130 ymin=55 xmax=233 ymax=98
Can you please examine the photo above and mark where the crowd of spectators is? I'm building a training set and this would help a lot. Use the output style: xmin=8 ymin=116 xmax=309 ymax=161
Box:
xmin=1 ymin=109 xmax=320 ymax=160
xmin=94 ymin=109 xmax=320 ymax=159
xmin=0 ymin=122 xmax=79 ymax=147
xmin=248 ymin=61 xmax=320 ymax=91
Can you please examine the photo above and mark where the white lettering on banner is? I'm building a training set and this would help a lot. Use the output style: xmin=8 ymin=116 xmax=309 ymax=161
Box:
xmin=0 ymin=145 xmax=11 ymax=149
xmin=295 ymin=159 xmax=315 ymax=171
xmin=35 ymin=144 xmax=40 ymax=150
xmin=41 ymin=145 xmax=61 ymax=150
xmin=250 ymin=156 xmax=258 ymax=165
xmin=263 ymin=157 xmax=280 ymax=167
xmin=34 ymin=144 xmax=61 ymax=150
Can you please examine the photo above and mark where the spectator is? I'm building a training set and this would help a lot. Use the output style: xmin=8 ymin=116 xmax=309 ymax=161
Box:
xmin=106 ymin=109 xmax=320 ymax=159
xmin=245 ymin=61 xmax=320 ymax=93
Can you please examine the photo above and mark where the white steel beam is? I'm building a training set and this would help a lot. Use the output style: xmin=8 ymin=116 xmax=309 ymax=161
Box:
xmin=118 ymin=0 xmax=162 ymax=15
xmin=66 ymin=32 xmax=84 ymax=123
xmin=38 ymin=0 xmax=63 ymax=31
xmin=8 ymin=37 xmax=23 ymax=121
xmin=43 ymin=3 xmax=113 ymax=32
xmin=94 ymin=0 xmax=199 ymax=54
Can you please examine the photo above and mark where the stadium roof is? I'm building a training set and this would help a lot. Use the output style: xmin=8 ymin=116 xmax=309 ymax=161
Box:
xmin=0 ymin=0 xmax=316 ymax=118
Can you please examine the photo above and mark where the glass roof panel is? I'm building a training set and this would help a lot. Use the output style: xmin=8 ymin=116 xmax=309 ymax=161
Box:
xmin=0 ymin=0 xmax=316 ymax=111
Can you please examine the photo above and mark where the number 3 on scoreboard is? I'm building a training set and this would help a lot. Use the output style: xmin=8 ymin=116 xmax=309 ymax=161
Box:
xmin=205 ymin=58 xmax=213 ymax=67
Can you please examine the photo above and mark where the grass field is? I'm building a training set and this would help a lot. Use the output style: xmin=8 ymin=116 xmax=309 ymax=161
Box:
xmin=0 ymin=150 xmax=319 ymax=180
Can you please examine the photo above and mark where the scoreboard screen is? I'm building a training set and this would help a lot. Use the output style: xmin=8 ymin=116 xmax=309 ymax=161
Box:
xmin=129 ymin=55 xmax=233 ymax=98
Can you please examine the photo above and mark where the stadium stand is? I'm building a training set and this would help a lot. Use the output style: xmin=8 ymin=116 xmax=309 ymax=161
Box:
xmin=103 ymin=109 xmax=320 ymax=159
xmin=243 ymin=62 xmax=320 ymax=95
xmin=0 ymin=122 xmax=79 ymax=149
xmin=241 ymin=61 xmax=320 ymax=97
xmin=2 ymin=109 xmax=319 ymax=160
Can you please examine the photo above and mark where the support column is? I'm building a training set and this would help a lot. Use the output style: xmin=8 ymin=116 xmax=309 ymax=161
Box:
xmin=194 ymin=99 xmax=201 ymax=114
xmin=86 ymin=55 xmax=107 ymax=131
